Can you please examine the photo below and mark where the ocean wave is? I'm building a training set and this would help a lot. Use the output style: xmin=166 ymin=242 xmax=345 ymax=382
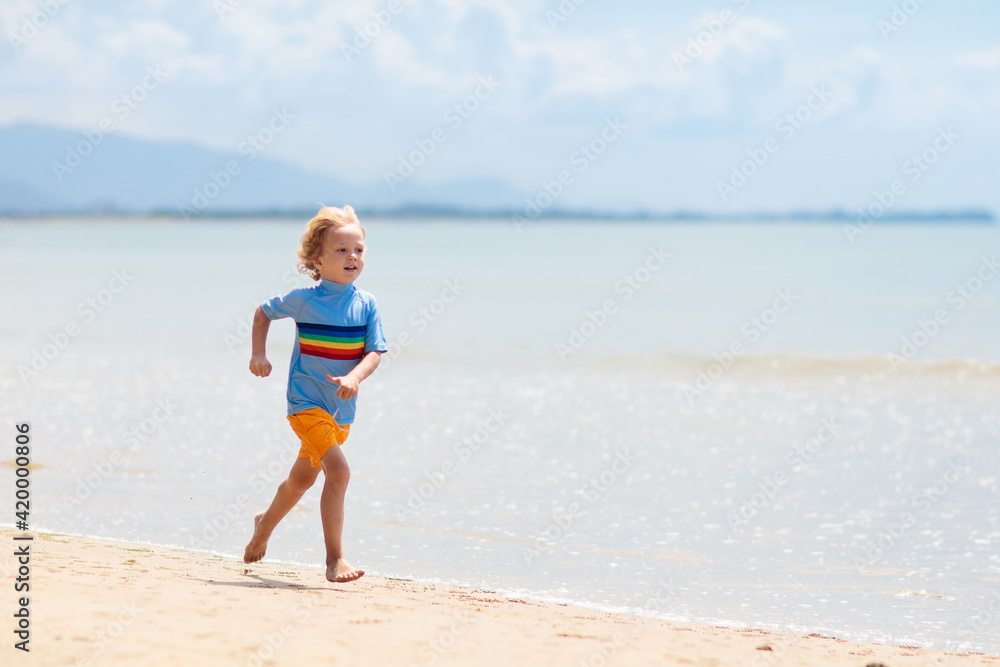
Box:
xmin=565 ymin=352 xmax=1000 ymax=379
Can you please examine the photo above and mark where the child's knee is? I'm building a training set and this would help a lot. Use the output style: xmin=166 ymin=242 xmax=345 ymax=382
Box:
xmin=323 ymin=458 xmax=350 ymax=484
xmin=288 ymin=467 xmax=318 ymax=492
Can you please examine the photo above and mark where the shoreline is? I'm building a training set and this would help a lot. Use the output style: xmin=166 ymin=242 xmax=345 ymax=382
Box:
xmin=3 ymin=529 xmax=999 ymax=666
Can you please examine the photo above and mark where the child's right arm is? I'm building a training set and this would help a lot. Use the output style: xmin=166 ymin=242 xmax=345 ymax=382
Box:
xmin=249 ymin=305 xmax=273 ymax=377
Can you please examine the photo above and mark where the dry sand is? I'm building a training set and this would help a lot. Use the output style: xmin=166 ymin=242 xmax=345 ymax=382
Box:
xmin=2 ymin=528 xmax=998 ymax=666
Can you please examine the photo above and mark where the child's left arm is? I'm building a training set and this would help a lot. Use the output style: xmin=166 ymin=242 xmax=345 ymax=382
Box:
xmin=326 ymin=351 xmax=381 ymax=400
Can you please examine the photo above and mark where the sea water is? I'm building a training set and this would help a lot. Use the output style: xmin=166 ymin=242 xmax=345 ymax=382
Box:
xmin=1 ymin=217 xmax=999 ymax=653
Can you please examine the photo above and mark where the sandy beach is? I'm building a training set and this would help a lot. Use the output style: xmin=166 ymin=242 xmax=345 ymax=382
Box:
xmin=0 ymin=529 xmax=996 ymax=666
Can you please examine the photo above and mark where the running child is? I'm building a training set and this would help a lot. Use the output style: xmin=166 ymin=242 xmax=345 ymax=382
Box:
xmin=243 ymin=205 xmax=387 ymax=583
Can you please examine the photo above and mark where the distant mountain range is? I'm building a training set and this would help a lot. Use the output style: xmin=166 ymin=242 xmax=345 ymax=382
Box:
xmin=0 ymin=123 xmax=995 ymax=222
xmin=0 ymin=122 xmax=525 ymax=216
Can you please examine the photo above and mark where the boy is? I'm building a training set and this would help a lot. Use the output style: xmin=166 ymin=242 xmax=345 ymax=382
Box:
xmin=243 ymin=205 xmax=387 ymax=583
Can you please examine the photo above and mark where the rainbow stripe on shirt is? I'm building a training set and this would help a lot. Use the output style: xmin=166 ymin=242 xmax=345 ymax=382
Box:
xmin=297 ymin=323 xmax=366 ymax=361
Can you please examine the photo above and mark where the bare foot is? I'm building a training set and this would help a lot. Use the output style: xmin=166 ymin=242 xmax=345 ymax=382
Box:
xmin=243 ymin=512 xmax=269 ymax=564
xmin=326 ymin=559 xmax=364 ymax=583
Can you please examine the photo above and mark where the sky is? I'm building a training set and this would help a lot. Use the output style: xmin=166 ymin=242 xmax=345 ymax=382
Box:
xmin=1 ymin=0 xmax=999 ymax=213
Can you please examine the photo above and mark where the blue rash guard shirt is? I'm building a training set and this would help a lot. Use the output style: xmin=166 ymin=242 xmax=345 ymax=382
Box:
xmin=261 ymin=279 xmax=388 ymax=424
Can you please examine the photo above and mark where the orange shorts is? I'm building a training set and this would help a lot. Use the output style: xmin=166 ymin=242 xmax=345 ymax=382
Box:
xmin=287 ymin=408 xmax=351 ymax=467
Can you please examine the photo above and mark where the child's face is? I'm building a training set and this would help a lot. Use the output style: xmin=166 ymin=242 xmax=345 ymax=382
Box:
xmin=313 ymin=224 xmax=366 ymax=284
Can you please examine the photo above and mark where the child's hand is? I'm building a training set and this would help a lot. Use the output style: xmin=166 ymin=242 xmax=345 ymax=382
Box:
xmin=249 ymin=354 xmax=272 ymax=378
xmin=326 ymin=374 xmax=359 ymax=399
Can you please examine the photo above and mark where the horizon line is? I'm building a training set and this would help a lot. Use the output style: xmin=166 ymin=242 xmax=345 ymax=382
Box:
xmin=0 ymin=207 xmax=995 ymax=224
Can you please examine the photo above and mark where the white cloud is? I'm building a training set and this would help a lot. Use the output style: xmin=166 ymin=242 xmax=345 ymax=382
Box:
xmin=371 ymin=29 xmax=459 ymax=90
xmin=794 ymin=45 xmax=1000 ymax=129
xmin=98 ymin=18 xmax=189 ymax=58
xmin=673 ymin=13 xmax=788 ymax=71
xmin=949 ymin=47 xmax=1000 ymax=70
xmin=214 ymin=4 xmax=349 ymax=81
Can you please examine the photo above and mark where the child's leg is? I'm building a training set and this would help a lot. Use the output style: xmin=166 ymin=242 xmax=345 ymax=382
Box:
xmin=318 ymin=443 xmax=364 ymax=583
xmin=244 ymin=456 xmax=321 ymax=563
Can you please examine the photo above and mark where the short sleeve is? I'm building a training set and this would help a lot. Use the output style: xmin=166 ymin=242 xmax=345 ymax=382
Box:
xmin=364 ymin=296 xmax=389 ymax=354
xmin=261 ymin=289 xmax=306 ymax=321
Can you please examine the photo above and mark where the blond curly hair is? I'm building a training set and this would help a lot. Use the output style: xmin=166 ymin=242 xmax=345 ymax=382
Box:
xmin=297 ymin=205 xmax=366 ymax=281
